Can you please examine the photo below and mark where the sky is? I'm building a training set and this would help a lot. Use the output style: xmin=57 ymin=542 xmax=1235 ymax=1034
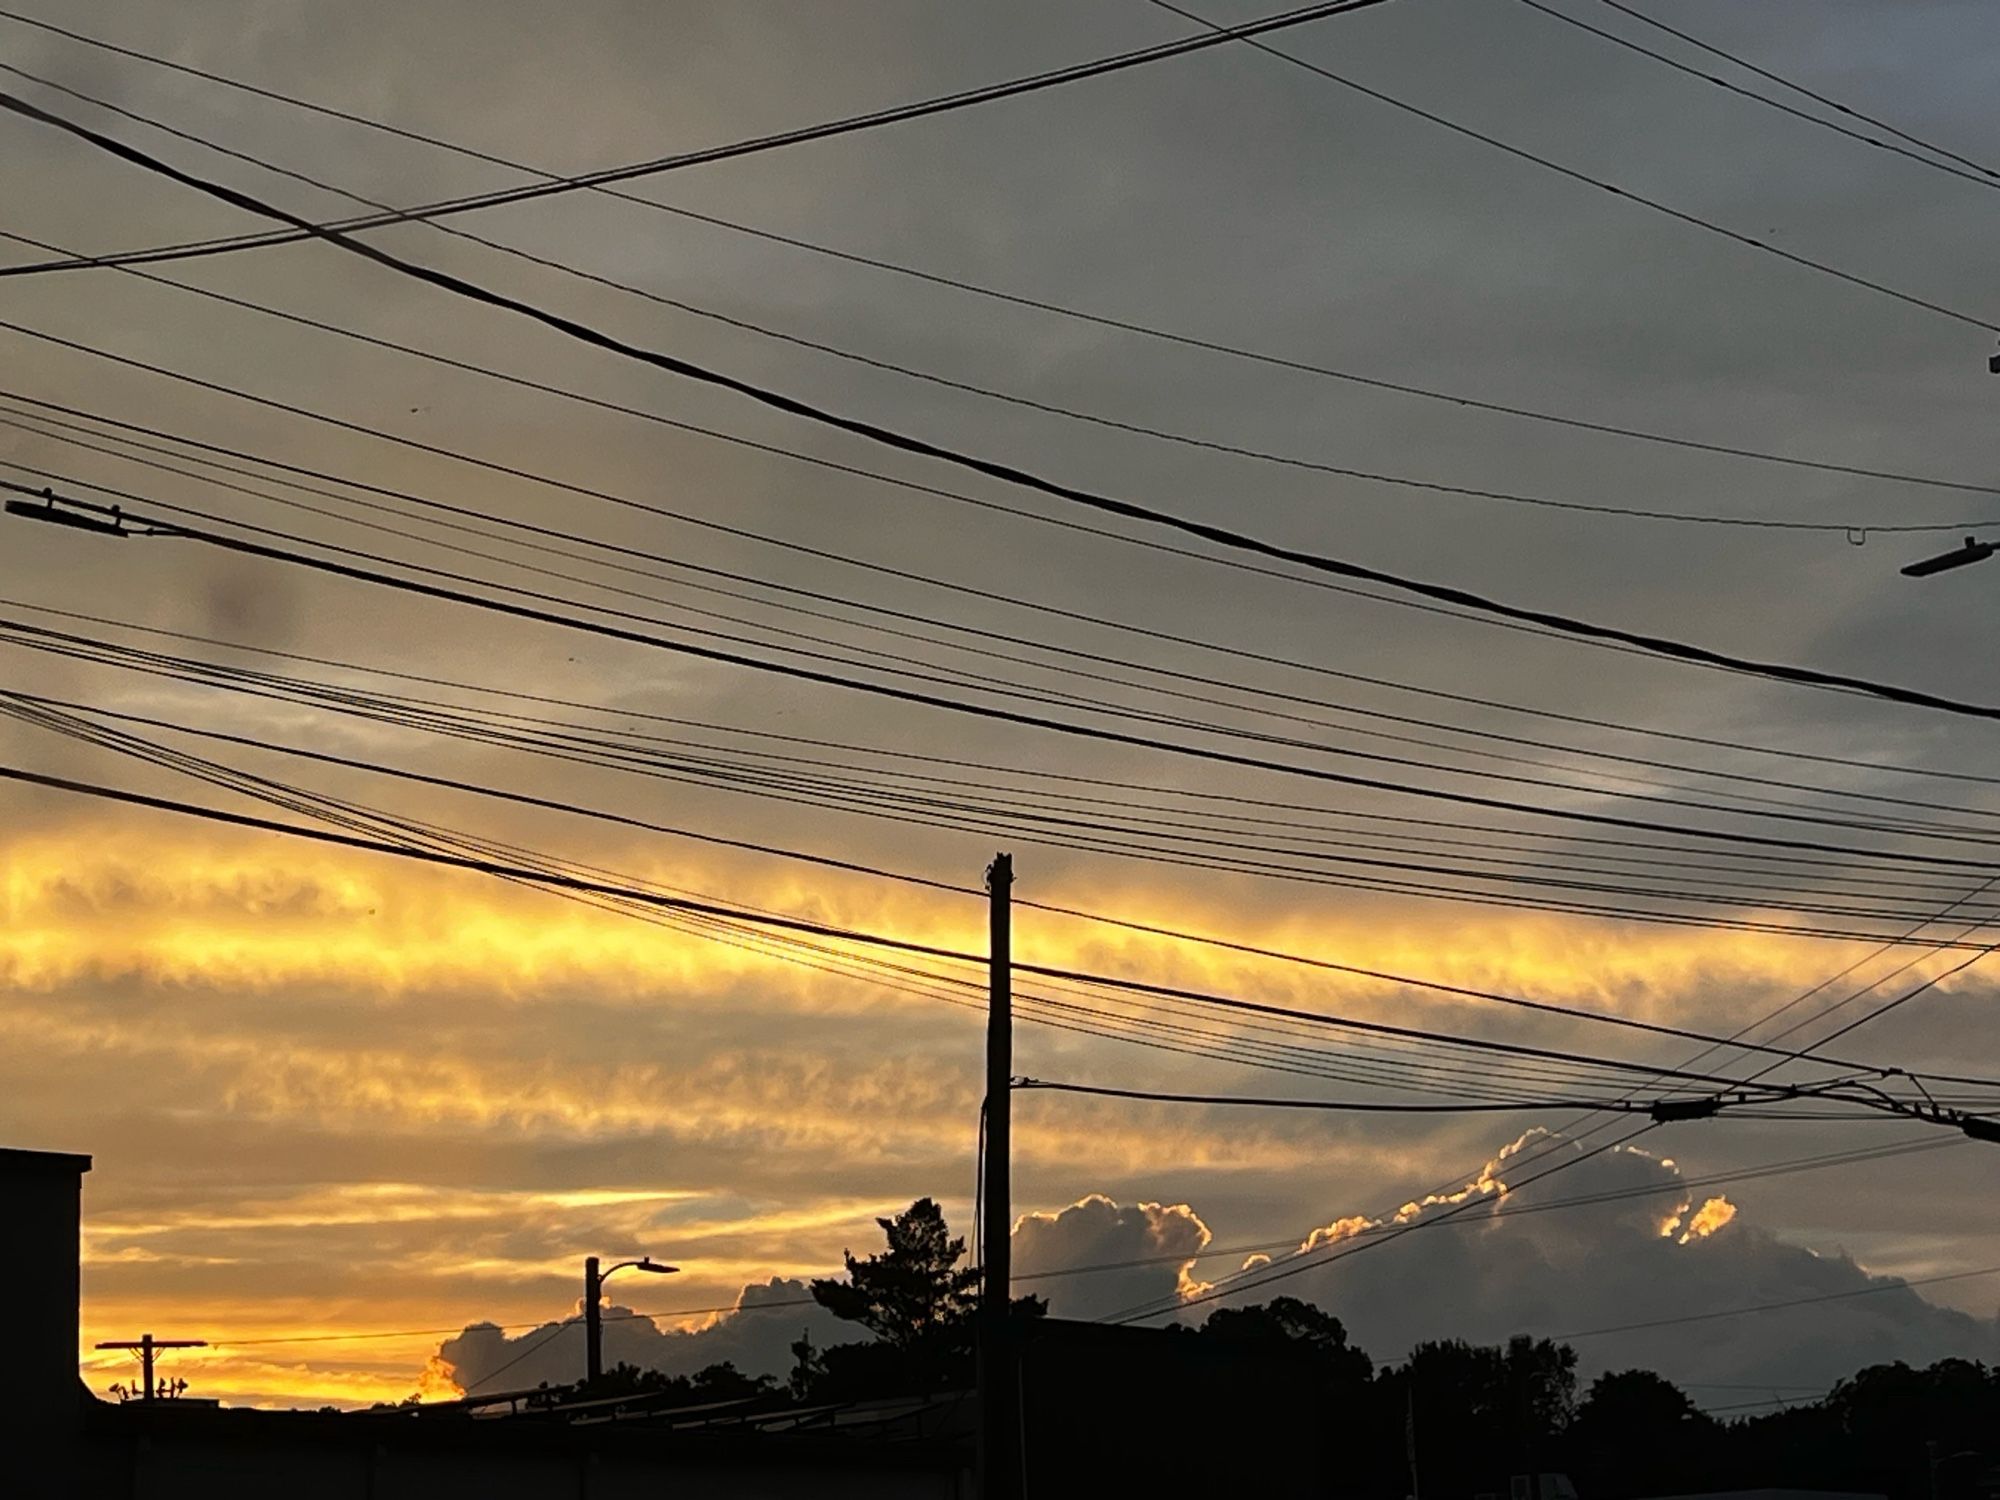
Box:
xmin=2 ymin=0 xmax=1998 ymax=1411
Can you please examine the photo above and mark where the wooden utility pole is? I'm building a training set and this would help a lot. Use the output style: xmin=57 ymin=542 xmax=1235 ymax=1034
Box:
xmin=978 ymin=852 xmax=1016 ymax=1499
xmin=95 ymin=1334 xmax=204 ymax=1402
xmin=584 ymin=1256 xmax=604 ymax=1385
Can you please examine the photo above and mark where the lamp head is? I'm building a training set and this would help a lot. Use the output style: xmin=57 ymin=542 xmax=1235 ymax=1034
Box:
xmin=1901 ymin=536 xmax=1995 ymax=578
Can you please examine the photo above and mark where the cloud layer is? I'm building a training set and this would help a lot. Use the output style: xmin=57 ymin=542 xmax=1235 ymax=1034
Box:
xmin=433 ymin=1133 xmax=1997 ymax=1400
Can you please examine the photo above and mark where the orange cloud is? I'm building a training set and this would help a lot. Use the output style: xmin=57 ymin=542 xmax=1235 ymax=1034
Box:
xmin=1679 ymin=1195 xmax=1738 ymax=1243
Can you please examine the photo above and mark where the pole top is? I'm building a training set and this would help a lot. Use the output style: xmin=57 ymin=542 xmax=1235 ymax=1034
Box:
xmin=95 ymin=1337 xmax=206 ymax=1350
xmin=987 ymin=852 xmax=1014 ymax=890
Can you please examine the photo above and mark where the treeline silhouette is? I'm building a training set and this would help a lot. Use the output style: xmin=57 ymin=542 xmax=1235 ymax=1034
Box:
xmin=518 ymin=1200 xmax=1998 ymax=1500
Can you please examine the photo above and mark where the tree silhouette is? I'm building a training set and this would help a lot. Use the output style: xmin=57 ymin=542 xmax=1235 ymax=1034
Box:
xmin=811 ymin=1198 xmax=980 ymax=1350
xmin=1567 ymin=1368 xmax=1717 ymax=1498
xmin=1198 ymin=1296 xmax=1373 ymax=1388
xmin=800 ymin=1197 xmax=1043 ymax=1399
xmin=1379 ymin=1335 xmax=1578 ymax=1500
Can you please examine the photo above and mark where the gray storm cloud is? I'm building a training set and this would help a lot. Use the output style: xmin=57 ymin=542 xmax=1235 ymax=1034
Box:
xmin=1250 ymin=1130 xmax=1999 ymax=1393
xmin=438 ymin=1276 xmax=851 ymax=1396
xmin=1011 ymin=1193 xmax=1213 ymax=1320
xmin=439 ymin=1133 xmax=1996 ymax=1396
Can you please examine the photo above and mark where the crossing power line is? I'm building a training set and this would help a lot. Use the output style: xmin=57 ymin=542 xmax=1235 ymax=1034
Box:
xmin=1511 ymin=0 xmax=2000 ymax=198
xmin=11 ymin=89 xmax=2000 ymax=724
xmin=1145 ymin=0 xmax=2000 ymax=334
xmin=16 ymin=481 xmax=2000 ymax=908
xmin=6 ymin=6 xmax=1998 ymax=506
xmin=1583 ymin=0 xmax=2000 ymax=184
xmin=10 ymin=427 xmax=1996 ymax=850
xmin=12 ymin=383 xmax=2000 ymax=805
xmin=3 ymin=64 xmax=1990 ymax=539
xmin=0 ymin=753 xmax=1964 ymax=1113
xmin=11 ymin=590 xmax=2000 ymax=896
xmin=190 ymin=1133 xmax=1964 ymax=1351
xmin=0 ymin=0 xmax=1397 ymax=278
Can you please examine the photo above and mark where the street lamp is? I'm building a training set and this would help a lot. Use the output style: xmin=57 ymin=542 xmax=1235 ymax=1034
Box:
xmin=1900 ymin=536 xmax=1995 ymax=578
xmin=583 ymin=1255 xmax=678 ymax=1384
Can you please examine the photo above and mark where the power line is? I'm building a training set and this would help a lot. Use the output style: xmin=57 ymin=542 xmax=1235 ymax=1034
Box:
xmin=1103 ymin=1119 xmax=1658 ymax=1324
xmin=1584 ymin=0 xmax=2000 ymax=184
xmin=1010 ymin=1078 xmax=1832 ymax=1116
xmin=22 ymin=614 xmax=2000 ymax=955
xmin=2 ymin=313 xmax=1824 ymax=697
xmin=16 ymin=694 xmax=1432 ymax=1091
xmin=15 ymin=591 xmax=2000 ymax=894
xmin=461 ymin=1317 xmax=576 ymax=1394
xmin=203 ymin=1132 xmax=1961 ymax=1351
xmin=1511 ymin=0 xmax=2000 ymax=198
xmin=1145 ymin=0 xmax=2000 ymax=334
xmin=15 ymin=385 xmax=1999 ymax=807
xmin=0 ymin=755 xmax=1943 ymax=1107
xmin=6 ymin=8 xmax=1997 ymax=507
xmin=0 ymin=686 xmax=974 ymax=899
xmin=5 ymin=68 xmax=1987 ymax=541
xmin=1021 ymin=1133 xmax=1964 ymax=1274
xmin=1109 ymin=867 xmax=2000 ymax=1317
xmin=1422 ymin=906 xmax=2000 ymax=1249
xmin=21 ymin=483 xmax=2000 ymax=889
xmin=0 ymin=756 xmax=1729 ymax=1105
xmin=35 ymin=706 xmax=1672 ymax=1116
xmin=1697 ymin=1394 xmax=1818 ymax=1417
xmin=26 ymin=694 xmax=1866 ymax=1109
xmin=1004 ymin=964 xmax=1871 ymax=1094
xmin=24 ymin=416 xmax=1988 ymax=841
xmin=1547 ymin=1263 xmax=2000 ymax=1340
xmin=17 ymin=440 xmax=1995 ymax=858
xmin=13 ymin=92 xmax=1999 ymax=724
xmin=1360 ymin=881 xmax=2000 ymax=1307
xmin=1109 ymin=817 xmax=2000 ymax=1319
xmin=22 ymin=681 xmax=1985 ymax=1069
xmin=23 ymin=604 xmax=2000 ymax=980
xmin=0 ymin=758 xmax=981 ymax=959
xmin=25 ymin=618 xmax=1998 ymax=949
xmin=0 ymin=0 xmax=1396 ymax=278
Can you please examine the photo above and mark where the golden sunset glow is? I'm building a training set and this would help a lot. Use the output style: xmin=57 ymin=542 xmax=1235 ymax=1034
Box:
xmin=10 ymin=811 xmax=1986 ymax=1407
xmin=15 ymin=827 xmax=1979 ymax=1020
xmin=1680 ymin=1195 xmax=1739 ymax=1243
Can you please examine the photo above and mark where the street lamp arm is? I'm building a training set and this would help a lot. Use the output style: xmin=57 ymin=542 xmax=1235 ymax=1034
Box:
xmin=583 ymin=1252 xmax=679 ymax=1384
xmin=602 ymin=1257 xmax=680 ymax=1279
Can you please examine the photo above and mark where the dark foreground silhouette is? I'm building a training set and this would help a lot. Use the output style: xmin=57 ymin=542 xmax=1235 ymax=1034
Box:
xmin=470 ymin=1200 xmax=2000 ymax=1500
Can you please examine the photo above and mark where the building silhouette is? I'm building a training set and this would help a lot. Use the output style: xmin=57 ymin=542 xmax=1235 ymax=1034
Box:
xmin=3 ymin=1144 xmax=1331 ymax=1498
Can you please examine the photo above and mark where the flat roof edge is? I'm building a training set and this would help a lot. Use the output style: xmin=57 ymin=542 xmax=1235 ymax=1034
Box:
xmin=0 ymin=1146 xmax=93 ymax=1174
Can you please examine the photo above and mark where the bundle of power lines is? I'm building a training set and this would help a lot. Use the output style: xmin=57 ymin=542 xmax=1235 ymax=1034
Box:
xmin=0 ymin=0 xmax=1996 ymax=1365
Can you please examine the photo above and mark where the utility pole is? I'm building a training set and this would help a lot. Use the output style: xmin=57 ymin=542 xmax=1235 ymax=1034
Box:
xmin=584 ymin=1256 xmax=604 ymax=1386
xmin=95 ymin=1334 xmax=204 ymax=1403
xmin=979 ymin=852 xmax=1016 ymax=1500
xmin=1405 ymin=1381 xmax=1423 ymax=1500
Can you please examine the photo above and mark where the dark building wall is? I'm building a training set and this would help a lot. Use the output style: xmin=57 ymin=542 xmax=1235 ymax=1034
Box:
xmin=1019 ymin=1319 xmax=1330 ymax=1496
xmin=62 ymin=1417 xmax=967 ymax=1499
xmin=0 ymin=1146 xmax=91 ymax=1452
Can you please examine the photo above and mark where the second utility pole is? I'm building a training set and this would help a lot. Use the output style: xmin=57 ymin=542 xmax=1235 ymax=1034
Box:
xmin=979 ymin=852 xmax=1016 ymax=1499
